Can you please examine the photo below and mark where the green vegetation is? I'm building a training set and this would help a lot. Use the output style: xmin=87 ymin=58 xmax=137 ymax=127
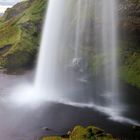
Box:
xmin=118 ymin=0 xmax=140 ymax=88
xmin=41 ymin=125 xmax=115 ymax=140
xmin=0 ymin=0 xmax=47 ymax=70
xmin=120 ymin=41 xmax=140 ymax=88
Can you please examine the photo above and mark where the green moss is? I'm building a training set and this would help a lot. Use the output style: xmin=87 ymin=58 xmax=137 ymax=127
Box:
xmin=41 ymin=125 xmax=114 ymax=140
xmin=18 ymin=0 xmax=47 ymax=23
xmin=42 ymin=136 xmax=62 ymax=140
xmin=120 ymin=53 xmax=140 ymax=88
xmin=0 ymin=0 xmax=47 ymax=70
xmin=120 ymin=41 xmax=140 ymax=88
xmin=70 ymin=125 xmax=87 ymax=139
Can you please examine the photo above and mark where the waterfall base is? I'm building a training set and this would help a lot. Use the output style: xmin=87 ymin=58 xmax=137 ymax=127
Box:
xmin=7 ymin=82 xmax=140 ymax=126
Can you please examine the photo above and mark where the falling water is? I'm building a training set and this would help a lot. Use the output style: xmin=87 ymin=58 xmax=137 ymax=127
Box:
xmin=74 ymin=0 xmax=89 ymax=58
xmin=35 ymin=0 xmax=121 ymax=115
xmin=35 ymin=0 xmax=67 ymax=90
xmin=10 ymin=0 xmax=139 ymax=125
xmin=101 ymin=0 xmax=119 ymax=106
xmin=34 ymin=0 xmax=93 ymax=95
xmin=74 ymin=0 xmax=82 ymax=58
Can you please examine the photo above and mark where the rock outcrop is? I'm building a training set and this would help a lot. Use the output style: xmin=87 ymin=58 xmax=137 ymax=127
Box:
xmin=119 ymin=0 xmax=140 ymax=88
xmin=0 ymin=0 xmax=47 ymax=71
xmin=41 ymin=125 xmax=115 ymax=140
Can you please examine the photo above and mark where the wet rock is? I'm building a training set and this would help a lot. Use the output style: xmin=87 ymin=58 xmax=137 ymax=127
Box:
xmin=0 ymin=44 xmax=12 ymax=55
xmin=67 ymin=131 xmax=71 ymax=135
xmin=132 ymin=125 xmax=140 ymax=131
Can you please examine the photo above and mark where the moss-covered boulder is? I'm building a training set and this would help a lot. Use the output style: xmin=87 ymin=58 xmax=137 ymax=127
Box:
xmin=41 ymin=125 xmax=115 ymax=140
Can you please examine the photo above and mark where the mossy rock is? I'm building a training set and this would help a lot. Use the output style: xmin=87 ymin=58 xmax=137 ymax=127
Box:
xmin=41 ymin=125 xmax=115 ymax=140
xmin=70 ymin=125 xmax=87 ymax=139
xmin=42 ymin=136 xmax=62 ymax=140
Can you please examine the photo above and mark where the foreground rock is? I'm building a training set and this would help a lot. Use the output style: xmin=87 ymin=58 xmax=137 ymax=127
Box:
xmin=41 ymin=125 xmax=115 ymax=140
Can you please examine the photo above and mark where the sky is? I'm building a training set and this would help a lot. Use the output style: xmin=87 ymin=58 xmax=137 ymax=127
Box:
xmin=0 ymin=0 xmax=21 ymax=13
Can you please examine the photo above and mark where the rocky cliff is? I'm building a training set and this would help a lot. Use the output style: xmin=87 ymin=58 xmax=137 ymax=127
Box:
xmin=119 ymin=0 xmax=140 ymax=88
xmin=0 ymin=0 xmax=47 ymax=70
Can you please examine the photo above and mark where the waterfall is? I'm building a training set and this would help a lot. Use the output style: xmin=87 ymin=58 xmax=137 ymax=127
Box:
xmin=101 ymin=0 xmax=119 ymax=106
xmin=74 ymin=0 xmax=89 ymax=58
xmin=34 ymin=0 xmax=126 ymax=121
xmin=34 ymin=0 xmax=93 ymax=95
xmin=92 ymin=0 xmax=124 ymax=116
xmin=34 ymin=0 xmax=120 ymax=108
xmin=11 ymin=0 xmax=139 ymax=125
xmin=35 ymin=0 xmax=68 ymax=91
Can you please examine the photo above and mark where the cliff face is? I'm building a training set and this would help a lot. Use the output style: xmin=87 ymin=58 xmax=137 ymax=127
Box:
xmin=119 ymin=0 xmax=140 ymax=88
xmin=2 ymin=1 xmax=30 ymax=21
xmin=119 ymin=0 xmax=140 ymax=34
xmin=0 ymin=0 xmax=47 ymax=70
